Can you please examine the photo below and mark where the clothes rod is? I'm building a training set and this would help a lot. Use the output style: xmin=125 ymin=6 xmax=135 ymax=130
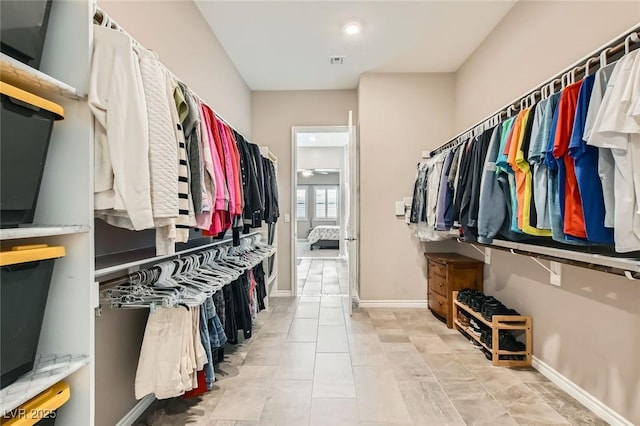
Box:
xmin=94 ymin=231 xmax=261 ymax=279
xmin=92 ymin=6 xmax=253 ymax=146
xmin=429 ymin=23 xmax=640 ymax=156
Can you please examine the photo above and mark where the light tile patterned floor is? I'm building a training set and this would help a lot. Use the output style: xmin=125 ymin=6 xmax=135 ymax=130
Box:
xmin=135 ymin=261 xmax=606 ymax=426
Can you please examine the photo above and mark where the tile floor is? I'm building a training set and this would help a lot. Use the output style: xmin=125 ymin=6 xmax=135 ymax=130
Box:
xmin=135 ymin=262 xmax=606 ymax=426
xmin=296 ymin=241 xmax=340 ymax=259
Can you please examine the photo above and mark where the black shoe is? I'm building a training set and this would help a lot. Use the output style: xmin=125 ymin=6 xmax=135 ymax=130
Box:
xmin=480 ymin=329 xmax=492 ymax=347
xmin=499 ymin=332 xmax=525 ymax=352
xmin=470 ymin=294 xmax=485 ymax=312
xmin=483 ymin=348 xmax=493 ymax=361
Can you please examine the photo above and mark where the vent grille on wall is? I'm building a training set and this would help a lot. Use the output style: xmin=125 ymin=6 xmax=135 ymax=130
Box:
xmin=329 ymin=56 xmax=344 ymax=65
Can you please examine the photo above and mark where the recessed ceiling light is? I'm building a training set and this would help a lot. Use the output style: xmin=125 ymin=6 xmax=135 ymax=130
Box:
xmin=301 ymin=170 xmax=314 ymax=178
xmin=343 ymin=22 xmax=361 ymax=36
xmin=309 ymin=136 xmax=317 ymax=142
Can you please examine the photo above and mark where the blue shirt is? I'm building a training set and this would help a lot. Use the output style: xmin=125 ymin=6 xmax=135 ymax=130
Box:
xmin=568 ymin=74 xmax=614 ymax=244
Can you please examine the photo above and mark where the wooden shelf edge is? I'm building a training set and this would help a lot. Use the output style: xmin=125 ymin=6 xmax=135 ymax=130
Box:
xmin=454 ymin=320 xmax=490 ymax=352
xmin=497 ymin=350 xmax=528 ymax=355
xmin=453 ymin=299 xmax=492 ymax=327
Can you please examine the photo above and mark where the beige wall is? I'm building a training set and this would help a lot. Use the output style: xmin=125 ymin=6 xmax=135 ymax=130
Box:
xmin=358 ymin=73 xmax=456 ymax=301
xmin=95 ymin=2 xmax=251 ymax=425
xmin=454 ymin=0 xmax=640 ymax=132
xmin=452 ymin=1 xmax=640 ymax=423
xmin=251 ymin=90 xmax=358 ymax=291
xmin=98 ymin=0 xmax=252 ymax=136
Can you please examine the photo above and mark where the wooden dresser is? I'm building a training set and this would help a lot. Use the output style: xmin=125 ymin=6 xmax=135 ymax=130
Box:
xmin=425 ymin=253 xmax=483 ymax=328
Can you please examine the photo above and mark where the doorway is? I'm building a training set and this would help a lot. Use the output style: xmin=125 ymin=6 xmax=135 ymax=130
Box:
xmin=292 ymin=127 xmax=351 ymax=299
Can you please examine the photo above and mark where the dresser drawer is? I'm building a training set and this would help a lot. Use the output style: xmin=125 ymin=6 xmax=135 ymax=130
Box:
xmin=428 ymin=289 xmax=447 ymax=318
xmin=429 ymin=260 xmax=447 ymax=278
xmin=428 ymin=274 xmax=448 ymax=297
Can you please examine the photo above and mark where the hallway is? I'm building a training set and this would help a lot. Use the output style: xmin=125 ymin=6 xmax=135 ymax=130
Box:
xmin=138 ymin=294 xmax=604 ymax=425
xmin=297 ymin=258 xmax=349 ymax=296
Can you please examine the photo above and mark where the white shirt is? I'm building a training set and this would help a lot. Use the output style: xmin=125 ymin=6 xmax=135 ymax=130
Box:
xmin=90 ymin=25 xmax=154 ymax=231
xmin=588 ymin=50 xmax=640 ymax=252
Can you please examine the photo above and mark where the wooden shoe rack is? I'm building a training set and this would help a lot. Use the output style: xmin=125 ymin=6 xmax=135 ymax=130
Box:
xmin=452 ymin=291 xmax=532 ymax=367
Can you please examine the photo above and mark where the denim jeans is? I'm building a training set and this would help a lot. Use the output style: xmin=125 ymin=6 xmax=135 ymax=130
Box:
xmin=199 ymin=306 xmax=215 ymax=389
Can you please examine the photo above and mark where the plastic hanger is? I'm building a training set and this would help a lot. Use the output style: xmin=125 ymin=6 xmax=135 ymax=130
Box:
xmin=625 ymin=32 xmax=640 ymax=54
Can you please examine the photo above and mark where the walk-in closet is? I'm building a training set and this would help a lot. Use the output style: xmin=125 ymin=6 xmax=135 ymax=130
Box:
xmin=1 ymin=1 xmax=639 ymax=425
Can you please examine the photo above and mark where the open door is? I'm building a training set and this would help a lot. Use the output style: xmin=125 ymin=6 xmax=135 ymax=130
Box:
xmin=346 ymin=111 xmax=359 ymax=315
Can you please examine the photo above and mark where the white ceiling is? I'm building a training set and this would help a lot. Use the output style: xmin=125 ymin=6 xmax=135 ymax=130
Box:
xmin=195 ymin=1 xmax=516 ymax=90
xmin=297 ymin=132 xmax=349 ymax=147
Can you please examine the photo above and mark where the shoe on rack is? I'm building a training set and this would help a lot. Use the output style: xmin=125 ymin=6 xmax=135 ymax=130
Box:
xmin=498 ymin=332 xmax=526 ymax=352
xmin=469 ymin=319 xmax=482 ymax=336
xmin=480 ymin=329 xmax=492 ymax=347
xmin=470 ymin=293 xmax=485 ymax=312
xmin=483 ymin=348 xmax=493 ymax=361
xmin=482 ymin=300 xmax=505 ymax=322
xmin=457 ymin=311 xmax=470 ymax=327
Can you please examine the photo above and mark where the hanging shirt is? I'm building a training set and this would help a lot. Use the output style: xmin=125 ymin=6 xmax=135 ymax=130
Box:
xmin=507 ymin=107 xmax=532 ymax=231
xmin=545 ymin=88 xmax=589 ymax=246
xmin=515 ymin=104 xmax=551 ymax=236
xmin=90 ymin=25 xmax=154 ymax=231
xmin=529 ymin=93 xmax=560 ymax=230
xmin=583 ymin=63 xmax=617 ymax=228
xmin=435 ymin=149 xmax=455 ymax=231
xmin=505 ymin=110 xmax=528 ymax=233
xmin=568 ymin=74 xmax=614 ymax=244
xmin=588 ymin=50 xmax=640 ymax=252
xmin=477 ymin=125 xmax=504 ymax=243
xmin=553 ymin=80 xmax=587 ymax=239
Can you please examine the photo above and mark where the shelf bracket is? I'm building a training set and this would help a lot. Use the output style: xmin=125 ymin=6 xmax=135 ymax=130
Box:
xmin=469 ymin=244 xmax=491 ymax=264
xmin=530 ymin=257 xmax=562 ymax=286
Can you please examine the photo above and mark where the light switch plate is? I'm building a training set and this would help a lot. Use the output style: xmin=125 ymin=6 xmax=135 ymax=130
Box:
xmin=284 ymin=213 xmax=291 ymax=223
xmin=395 ymin=201 xmax=405 ymax=216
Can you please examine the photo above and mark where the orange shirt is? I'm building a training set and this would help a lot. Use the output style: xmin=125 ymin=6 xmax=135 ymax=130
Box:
xmin=506 ymin=110 xmax=529 ymax=230
xmin=553 ymin=81 xmax=586 ymax=238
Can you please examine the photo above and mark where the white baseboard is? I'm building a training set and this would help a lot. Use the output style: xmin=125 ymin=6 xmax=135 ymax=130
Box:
xmin=532 ymin=356 xmax=632 ymax=426
xmin=271 ymin=289 xmax=293 ymax=297
xmin=359 ymin=299 xmax=428 ymax=308
xmin=116 ymin=395 xmax=155 ymax=426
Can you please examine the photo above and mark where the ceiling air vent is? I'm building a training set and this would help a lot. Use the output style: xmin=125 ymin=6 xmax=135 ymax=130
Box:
xmin=330 ymin=56 xmax=344 ymax=65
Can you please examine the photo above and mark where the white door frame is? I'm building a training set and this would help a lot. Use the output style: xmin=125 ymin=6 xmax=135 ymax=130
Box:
xmin=291 ymin=125 xmax=350 ymax=297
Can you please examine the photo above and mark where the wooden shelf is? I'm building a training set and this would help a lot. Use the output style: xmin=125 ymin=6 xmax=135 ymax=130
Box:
xmin=453 ymin=291 xmax=532 ymax=367
xmin=0 ymin=354 xmax=89 ymax=413
xmin=0 ymin=53 xmax=85 ymax=100
xmin=0 ymin=225 xmax=90 ymax=241
xmin=453 ymin=299 xmax=492 ymax=327
xmin=454 ymin=320 xmax=490 ymax=351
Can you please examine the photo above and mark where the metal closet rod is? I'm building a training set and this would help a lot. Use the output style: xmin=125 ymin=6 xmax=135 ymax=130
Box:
xmin=95 ymin=231 xmax=261 ymax=281
xmin=483 ymin=243 xmax=640 ymax=280
xmin=93 ymin=6 xmax=253 ymax=147
xmin=429 ymin=23 xmax=640 ymax=157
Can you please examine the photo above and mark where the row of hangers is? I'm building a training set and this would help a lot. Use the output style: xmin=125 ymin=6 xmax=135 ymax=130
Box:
xmin=430 ymin=30 xmax=640 ymax=157
xmin=100 ymin=236 xmax=275 ymax=312
xmin=92 ymin=6 xmax=260 ymax=153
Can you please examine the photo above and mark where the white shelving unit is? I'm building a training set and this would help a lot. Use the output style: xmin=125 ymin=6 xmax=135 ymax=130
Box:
xmin=0 ymin=53 xmax=85 ymax=100
xmin=0 ymin=226 xmax=90 ymax=241
xmin=0 ymin=1 xmax=94 ymax=424
xmin=0 ymin=354 xmax=90 ymax=414
xmin=260 ymin=147 xmax=279 ymax=302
